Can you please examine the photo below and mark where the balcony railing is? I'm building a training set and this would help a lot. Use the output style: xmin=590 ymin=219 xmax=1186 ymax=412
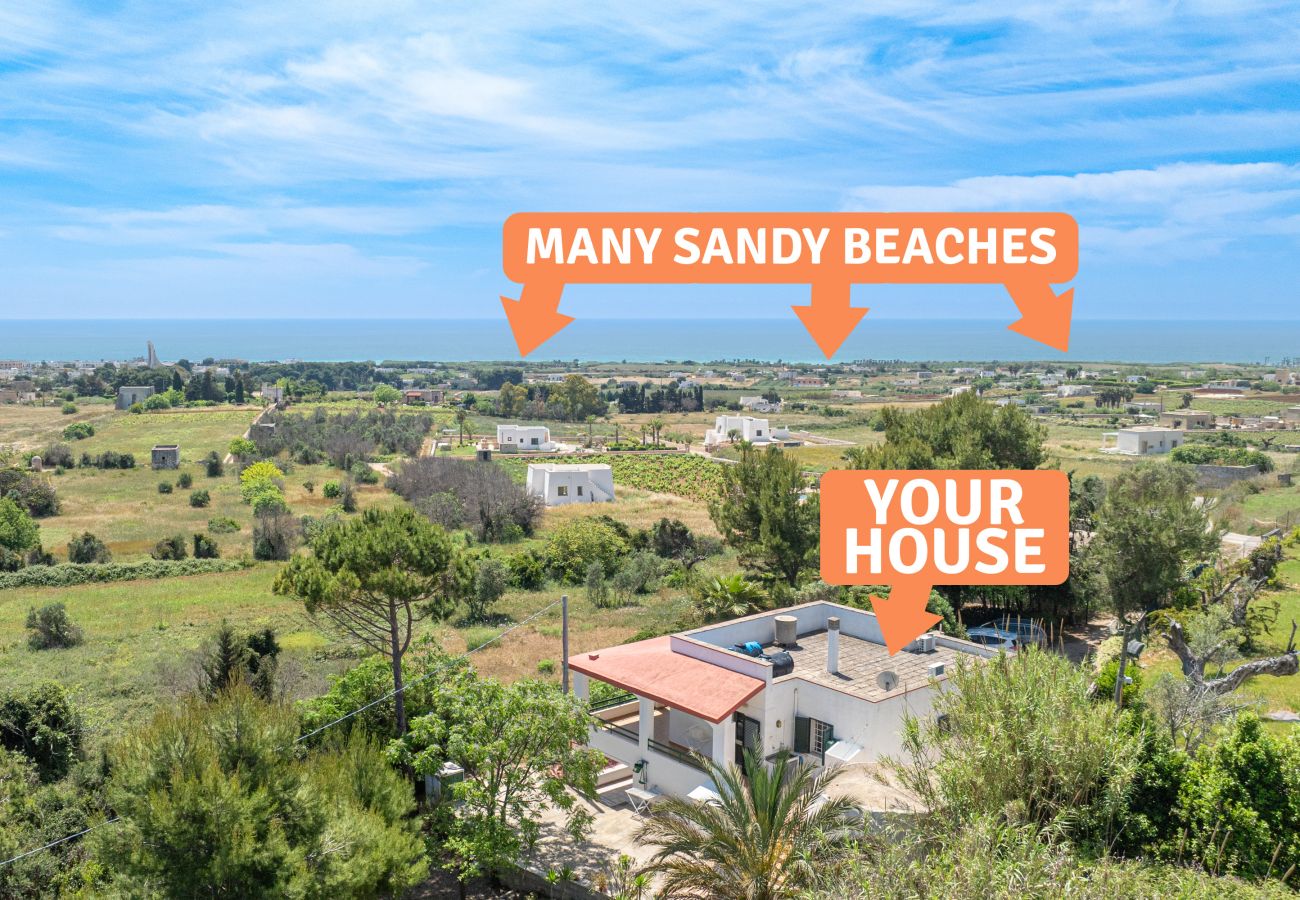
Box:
xmin=589 ymin=690 xmax=636 ymax=712
xmin=598 ymin=720 xmax=639 ymax=742
xmin=648 ymin=738 xmax=708 ymax=772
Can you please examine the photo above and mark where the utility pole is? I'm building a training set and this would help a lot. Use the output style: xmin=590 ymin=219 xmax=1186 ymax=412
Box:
xmin=561 ymin=594 xmax=570 ymax=694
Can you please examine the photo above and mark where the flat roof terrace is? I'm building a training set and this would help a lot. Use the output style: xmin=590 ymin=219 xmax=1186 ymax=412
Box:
xmin=766 ymin=629 xmax=963 ymax=702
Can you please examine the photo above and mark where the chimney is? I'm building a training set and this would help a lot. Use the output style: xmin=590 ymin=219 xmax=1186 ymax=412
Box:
xmin=826 ymin=616 xmax=840 ymax=674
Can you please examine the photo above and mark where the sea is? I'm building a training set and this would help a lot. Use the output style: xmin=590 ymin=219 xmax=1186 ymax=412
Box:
xmin=1 ymin=319 xmax=1299 ymax=365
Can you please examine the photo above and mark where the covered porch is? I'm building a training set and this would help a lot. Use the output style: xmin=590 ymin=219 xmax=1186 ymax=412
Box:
xmin=568 ymin=636 xmax=765 ymax=799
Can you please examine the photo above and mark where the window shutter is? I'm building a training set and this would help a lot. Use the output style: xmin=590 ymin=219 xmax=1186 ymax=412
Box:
xmin=794 ymin=716 xmax=811 ymax=753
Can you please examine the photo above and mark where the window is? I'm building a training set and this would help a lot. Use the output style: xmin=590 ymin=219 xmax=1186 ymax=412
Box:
xmin=794 ymin=716 xmax=834 ymax=759
xmin=756 ymin=429 xmax=763 ymax=437
xmin=576 ymin=485 xmax=583 ymax=496
xmin=557 ymin=486 xmax=568 ymax=497
xmin=531 ymin=437 xmax=539 ymax=445
xmin=810 ymin=719 xmax=832 ymax=756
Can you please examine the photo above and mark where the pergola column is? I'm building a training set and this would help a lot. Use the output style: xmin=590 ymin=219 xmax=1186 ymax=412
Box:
xmin=571 ymin=671 xmax=589 ymax=701
xmin=711 ymin=716 xmax=735 ymax=767
xmin=638 ymin=696 xmax=654 ymax=758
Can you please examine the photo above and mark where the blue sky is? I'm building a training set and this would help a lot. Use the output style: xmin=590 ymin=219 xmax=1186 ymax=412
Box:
xmin=1 ymin=1 xmax=1298 ymax=321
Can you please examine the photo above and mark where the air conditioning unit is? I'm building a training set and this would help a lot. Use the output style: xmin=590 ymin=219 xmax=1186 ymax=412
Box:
xmin=926 ymin=662 xmax=946 ymax=679
xmin=914 ymin=634 xmax=937 ymax=653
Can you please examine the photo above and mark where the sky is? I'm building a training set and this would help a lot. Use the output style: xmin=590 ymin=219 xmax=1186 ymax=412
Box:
xmin=1 ymin=0 xmax=1298 ymax=321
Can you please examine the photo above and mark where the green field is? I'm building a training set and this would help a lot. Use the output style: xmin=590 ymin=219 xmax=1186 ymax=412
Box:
xmin=0 ymin=565 xmax=351 ymax=738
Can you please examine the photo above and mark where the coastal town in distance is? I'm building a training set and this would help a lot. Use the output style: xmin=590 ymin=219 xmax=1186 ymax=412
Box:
xmin=1 ymin=339 xmax=1298 ymax=896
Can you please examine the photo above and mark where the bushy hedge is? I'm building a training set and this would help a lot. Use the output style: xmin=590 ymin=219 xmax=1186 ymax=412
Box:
xmin=1170 ymin=444 xmax=1274 ymax=472
xmin=0 ymin=558 xmax=246 ymax=589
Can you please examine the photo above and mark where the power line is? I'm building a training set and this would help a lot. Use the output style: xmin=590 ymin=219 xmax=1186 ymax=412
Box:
xmin=293 ymin=598 xmax=562 ymax=745
xmin=0 ymin=597 xmax=563 ymax=870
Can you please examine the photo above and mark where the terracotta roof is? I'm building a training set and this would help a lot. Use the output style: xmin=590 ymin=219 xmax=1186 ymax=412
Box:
xmin=569 ymin=636 xmax=764 ymax=723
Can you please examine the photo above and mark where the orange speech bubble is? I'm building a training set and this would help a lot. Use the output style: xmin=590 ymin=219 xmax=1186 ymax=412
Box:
xmin=819 ymin=470 xmax=1070 ymax=653
xmin=500 ymin=212 xmax=1078 ymax=356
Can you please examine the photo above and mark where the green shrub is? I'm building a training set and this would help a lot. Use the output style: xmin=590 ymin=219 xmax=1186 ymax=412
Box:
xmin=60 ymin=402 xmax=77 ymax=415
xmin=889 ymin=648 xmax=1142 ymax=851
xmin=157 ymin=481 xmax=173 ymax=494
xmin=536 ymin=659 xmax=556 ymax=675
xmin=208 ymin=516 xmax=241 ymax=534
xmin=177 ymin=472 xmax=193 ymax=489
xmin=0 ymin=558 xmax=244 ymax=589
xmin=25 ymin=602 xmax=83 ymax=651
xmin=1170 ymin=444 xmax=1274 ymax=472
xmin=322 ymin=481 xmax=341 ymax=499
xmin=1173 ymin=713 xmax=1300 ymax=880
xmin=466 ymin=557 xmax=508 ymax=623
xmin=351 ymin=462 xmax=380 ymax=484
xmin=61 ymin=421 xmax=94 ymax=440
xmin=205 ymin=451 xmax=224 ymax=478
xmin=459 ymin=625 xmax=501 ymax=652
xmin=545 ymin=517 xmax=629 ymax=583
xmin=67 ymin=531 xmax=111 ymax=564
xmin=507 ymin=549 xmax=547 ymax=590
xmin=151 ymin=534 xmax=188 ymax=560
xmin=192 ymin=533 xmax=220 ymax=559
xmin=0 ymin=682 xmax=84 ymax=781
xmin=189 ymin=489 xmax=211 ymax=508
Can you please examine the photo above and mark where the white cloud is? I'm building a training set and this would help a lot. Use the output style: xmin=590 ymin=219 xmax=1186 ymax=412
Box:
xmin=843 ymin=163 xmax=1300 ymax=257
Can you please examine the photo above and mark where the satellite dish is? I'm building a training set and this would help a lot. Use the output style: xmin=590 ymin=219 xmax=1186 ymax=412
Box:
xmin=686 ymin=724 xmax=710 ymax=743
xmin=877 ymin=670 xmax=899 ymax=692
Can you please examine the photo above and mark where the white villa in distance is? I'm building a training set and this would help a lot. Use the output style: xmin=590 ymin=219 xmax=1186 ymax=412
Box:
xmin=1101 ymin=425 xmax=1185 ymax=455
xmin=496 ymin=423 xmax=556 ymax=452
xmin=703 ymin=415 xmax=796 ymax=449
xmin=571 ymin=601 xmax=994 ymax=801
xmin=526 ymin=463 xmax=615 ymax=506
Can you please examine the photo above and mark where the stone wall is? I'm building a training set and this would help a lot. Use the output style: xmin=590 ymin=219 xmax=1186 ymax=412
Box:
xmin=1193 ymin=464 xmax=1261 ymax=488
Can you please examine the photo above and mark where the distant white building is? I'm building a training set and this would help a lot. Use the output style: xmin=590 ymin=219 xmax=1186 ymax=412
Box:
xmin=526 ymin=463 xmax=615 ymax=506
xmin=497 ymin=424 xmax=556 ymax=452
xmin=704 ymin=415 xmax=794 ymax=448
xmin=1056 ymin=385 xmax=1093 ymax=397
xmin=738 ymin=396 xmax=782 ymax=413
xmin=1101 ymin=426 xmax=1184 ymax=455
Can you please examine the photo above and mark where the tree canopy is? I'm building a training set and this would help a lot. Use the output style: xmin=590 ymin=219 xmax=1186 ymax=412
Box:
xmin=709 ymin=445 xmax=818 ymax=587
xmin=844 ymin=392 xmax=1047 ymax=470
xmin=274 ymin=506 xmax=471 ymax=735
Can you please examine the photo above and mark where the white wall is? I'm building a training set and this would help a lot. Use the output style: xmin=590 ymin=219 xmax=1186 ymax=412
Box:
xmin=666 ymin=708 xmax=713 ymax=756
xmin=748 ymin=679 xmax=939 ymax=762
xmin=497 ymin=424 xmax=554 ymax=449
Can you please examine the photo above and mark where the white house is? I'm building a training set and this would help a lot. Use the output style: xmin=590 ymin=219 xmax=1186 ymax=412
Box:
xmin=496 ymin=424 xmax=556 ymax=452
xmin=738 ymin=396 xmax=782 ymax=413
xmin=703 ymin=415 xmax=794 ymax=448
xmin=526 ymin=463 xmax=614 ymax=506
xmin=1101 ymin=426 xmax=1184 ymax=455
xmin=571 ymin=601 xmax=994 ymax=800
xmin=1056 ymin=384 xmax=1093 ymax=398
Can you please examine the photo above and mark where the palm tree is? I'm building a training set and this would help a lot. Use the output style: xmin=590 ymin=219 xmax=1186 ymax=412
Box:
xmin=695 ymin=574 xmax=766 ymax=622
xmin=649 ymin=417 xmax=667 ymax=446
xmin=636 ymin=749 xmax=861 ymax=899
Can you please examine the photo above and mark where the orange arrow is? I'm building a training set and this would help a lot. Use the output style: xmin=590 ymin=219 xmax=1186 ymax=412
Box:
xmin=870 ymin=581 xmax=943 ymax=655
xmin=1005 ymin=280 xmax=1073 ymax=352
xmin=791 ymin=281 xmax=868 ymax=359
xmin=500 ymin=281 xmax=575 ymax=357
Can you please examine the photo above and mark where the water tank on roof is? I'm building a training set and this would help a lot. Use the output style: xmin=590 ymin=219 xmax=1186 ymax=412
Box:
xmin=768 ymin=651 xmax=794 ymax=677
xmin=774 ymin=615 xmax=797 ymax=647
